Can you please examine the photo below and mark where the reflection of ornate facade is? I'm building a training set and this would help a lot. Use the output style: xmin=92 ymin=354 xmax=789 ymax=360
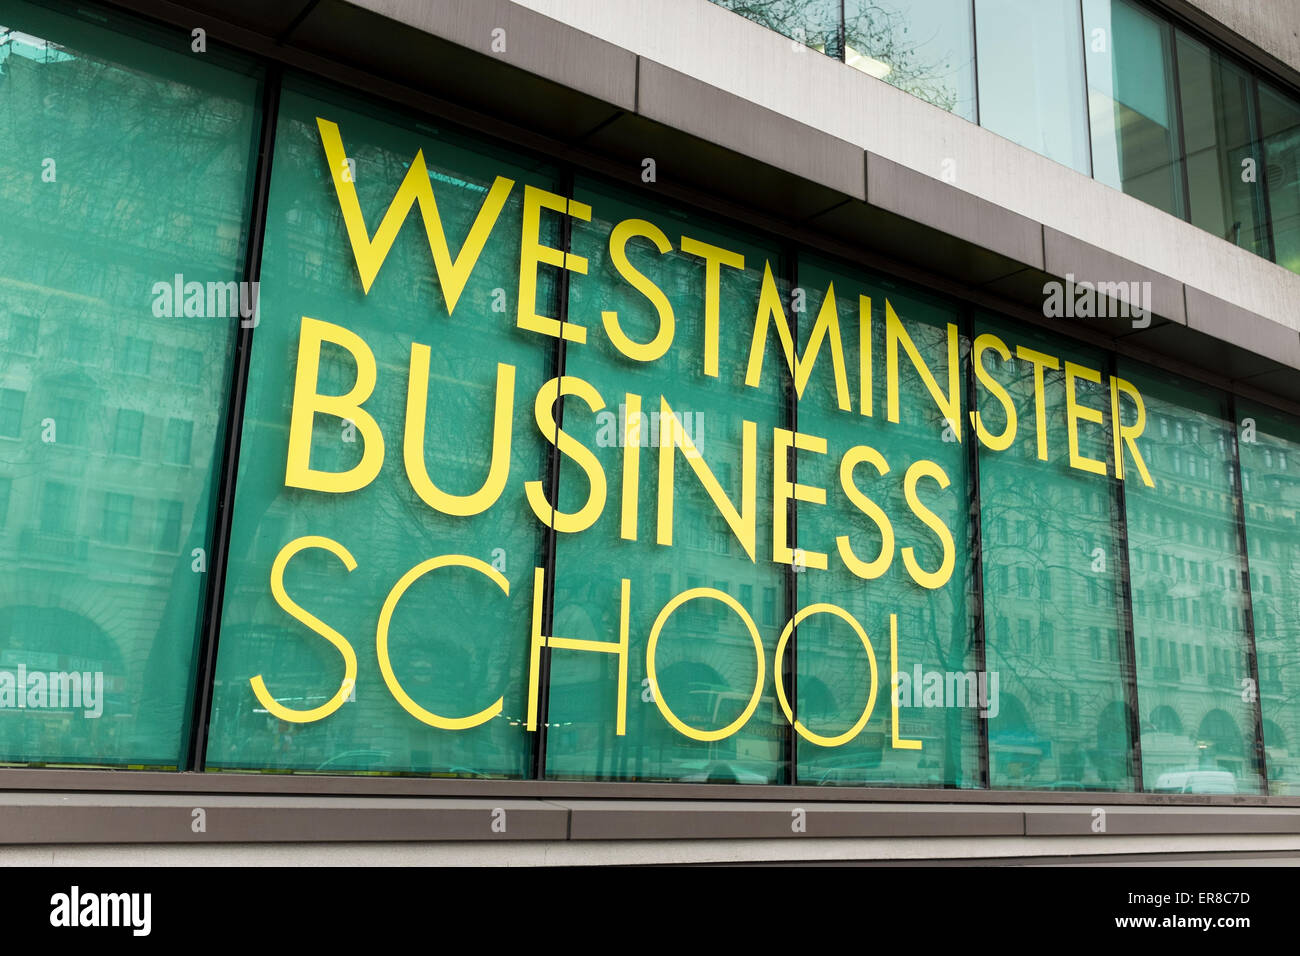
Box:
xmin=0 ymin=37 xmax=250 ymax=764
xmin=1239 ymin=424 xmax=1300 ymax=791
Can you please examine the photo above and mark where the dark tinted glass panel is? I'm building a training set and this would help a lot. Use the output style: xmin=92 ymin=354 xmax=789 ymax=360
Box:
xmin=976 ymin=315 xmax=1135 ymax=791
xmin=1120 ymin=364 xmax=1264 ymax=795
xmin=1259 ymin=83 xmax=1300 ymax=274
xmin=1176 ymin=32 xmax=1271 ymax=258
xmin=1083 ymin=0 xmax=1185 ymax=216
xmin=0 ymin=0 xmax=258 ymax=766
xmin=794 ymin=254 xmax=980 ymax=788
xmin=1237 ymin=403 xmax=1300 ymax=793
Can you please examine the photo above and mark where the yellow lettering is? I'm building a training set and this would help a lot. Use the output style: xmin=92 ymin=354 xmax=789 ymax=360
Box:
xmin=680 ymin=235 xmax=744 ymax=378
xmin=1064 ymin=361 xmax=1107 ymax=476
xmin=285 ymin=317 xmax=384 ymax=493
xmin=901 ymin=460 xmax=955 ymax=590
xmin=886 ymin=301 xmax=961 ymax=441
xmin=602 ymin=218 xmax=675 ymax=361
xmin=517 ymin=185 xmax=590 ymax=343
xmin=250 ymin=536 xmax=358 ymax=724
xmin=773 ymin=428 xmax=828 ymax=569
xmin=969 ymin=333 xmax=1016 ymax=451
xmin=1014 ymin=345 xmax=1060 ymax=461
xmin=405 ymin=348 xmax=514 ymax=515
xmin=376 ymin=555 xmax=507 ymax=729
xmin=525 ymin=376 xmax=607 ymax=533
xmin=1110 ymin=375 xmax=1155 ymax=487
xmin=316 ymin=117 xmax=511 ymax=307
xmin=835 ymin=445 xmax=894 ymax=580
xmin=646 ymin=587 xmax=764 ymax=741
xmin=774 ymin=604 xmax=877 ymax=747
xmin=656 ymin=398 xmax=757 ymax=561
xmin=744 ymin=264 xmax=851 ymax=410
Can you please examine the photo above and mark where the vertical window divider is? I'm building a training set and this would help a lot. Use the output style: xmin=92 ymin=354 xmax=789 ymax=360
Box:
xmin=969 ymin=0 xmax=981 ymax=126
xmin=529 ymin=168 xmax=577 ymax=781
xmin=838 ymin=0 xmax=847 ymax=62
xmin=1167 ymin=26 xmax=1195 ymax=223
xmin=1078 ymin=0 xmax=1096 ymax=180
xmin=1107 ymin=352 xmax=1144 ymax=791
xmin=1227 ymin=393 xmax=1269 ymax=793
xmin=1249 ymin=76 xmax=1279 ymax=264
xmin=784 ymin=246 xmax=799 ymax=786
xmin=962 ymin=309 xmax=989 ymax=790
xmin=185 ymin=63 xmax=283 ymax=772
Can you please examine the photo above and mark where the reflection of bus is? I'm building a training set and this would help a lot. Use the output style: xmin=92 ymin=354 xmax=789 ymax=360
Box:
xmin=1152 ymin=770 xmax=1237 ymax=794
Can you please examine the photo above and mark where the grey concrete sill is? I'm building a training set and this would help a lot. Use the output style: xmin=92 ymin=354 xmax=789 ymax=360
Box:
xmin=4 ymin=792 xmax=1300 ymax=844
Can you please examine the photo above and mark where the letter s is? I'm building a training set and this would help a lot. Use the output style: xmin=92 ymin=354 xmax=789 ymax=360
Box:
xmin=250 ymin=536 xmax=359 ymax=723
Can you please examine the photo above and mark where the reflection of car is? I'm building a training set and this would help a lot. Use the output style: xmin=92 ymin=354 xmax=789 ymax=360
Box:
xmin=315 ymin=750 xmax=391 ymax=771
xmin=677 ymin=760 xmax=771 ymax=784
xmin=1152 ymin=770 xmax=1237 ymax=794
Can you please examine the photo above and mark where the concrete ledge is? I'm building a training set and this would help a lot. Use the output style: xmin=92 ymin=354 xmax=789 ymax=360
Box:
xmin=6 ymin=835 xmax=1300 ymax=865
xmin=867 ymin=154 xmax=1044 ymax=274
xmin=1185 ymin=286 xmax=1300 ymax=372
xmin=335 ymin=0 xmax=638 ymax=112
xmin=560 ymin=800 xmax=1022 ymax=840
xmin=0 ymin=794 xmax=569 ymax=844
xmin=6 ymin=791 xmax=1300 ymax=845
xmin=634 ymin=59 xmax=866 ymax=203
xmin=1044 ymin=228 xmax=1186 ymax=327
xmin=1025 ymin=804 xmax=1300 ymax=837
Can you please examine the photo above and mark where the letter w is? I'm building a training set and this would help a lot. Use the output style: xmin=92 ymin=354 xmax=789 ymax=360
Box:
xmin=316 ymin=117 xmax=514 ymax=312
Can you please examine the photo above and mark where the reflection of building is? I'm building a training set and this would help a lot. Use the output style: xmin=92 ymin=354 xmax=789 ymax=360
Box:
xmin=0 ymin=35 xmax=246 ymax=765
xmin=7 ymin=0 xmax=1300 ymax=867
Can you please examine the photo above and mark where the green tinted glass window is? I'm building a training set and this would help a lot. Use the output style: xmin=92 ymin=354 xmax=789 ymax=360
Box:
xmin=793 ymin=255 xmax=979 ymax=789
xmin=0 ymin=0 xmax=259 ymax=766
xmin=976 ymin=316 xmax=1135 ymax=790
xmin=545 ymin=178 xmax=789 ymax=784
xmin=206 ymin=80 xmax=561 ymax=777
xmin=1237 ymin=403 xmax=1300 ymax=793
xmin=1120 ymin=363 xmax=1263 ymax=795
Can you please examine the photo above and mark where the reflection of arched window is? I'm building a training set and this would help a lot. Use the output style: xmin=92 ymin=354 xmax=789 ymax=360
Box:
xmin=1097 ymin=701 xmax=1132 ymax=752
xmin=1197 ymin=709 xmax=1242 ymax=757
xmin=1262 ymin=720 xmax=1287 ymax=754
xmin=1149 ymin=705 xmax=1182 ymax=735
xmin=658 ymin=660 xmax=727 ymax=728
xmin=996 ymin=694 xmax=1031 ymax=732
xmin=797 ymin=676 xmax=836 ymax=724
xmin=0 ymin=605 xmax=123 ymax=674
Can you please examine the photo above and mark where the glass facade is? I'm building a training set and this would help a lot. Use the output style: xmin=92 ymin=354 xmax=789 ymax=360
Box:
xmin=0 ymin=0 xmax=260 ymax=766
xmin=1 ymin=0 xmax=1299 ymax=799
xmin=975 ymin=0 xmax=1090 ymax=174
xmin=711 ymin=0 xmax=1300 ymax=277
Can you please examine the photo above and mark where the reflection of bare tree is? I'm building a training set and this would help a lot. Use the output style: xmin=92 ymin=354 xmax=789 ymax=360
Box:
xmin=713 ymin=0 xmax=963 ymax=112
